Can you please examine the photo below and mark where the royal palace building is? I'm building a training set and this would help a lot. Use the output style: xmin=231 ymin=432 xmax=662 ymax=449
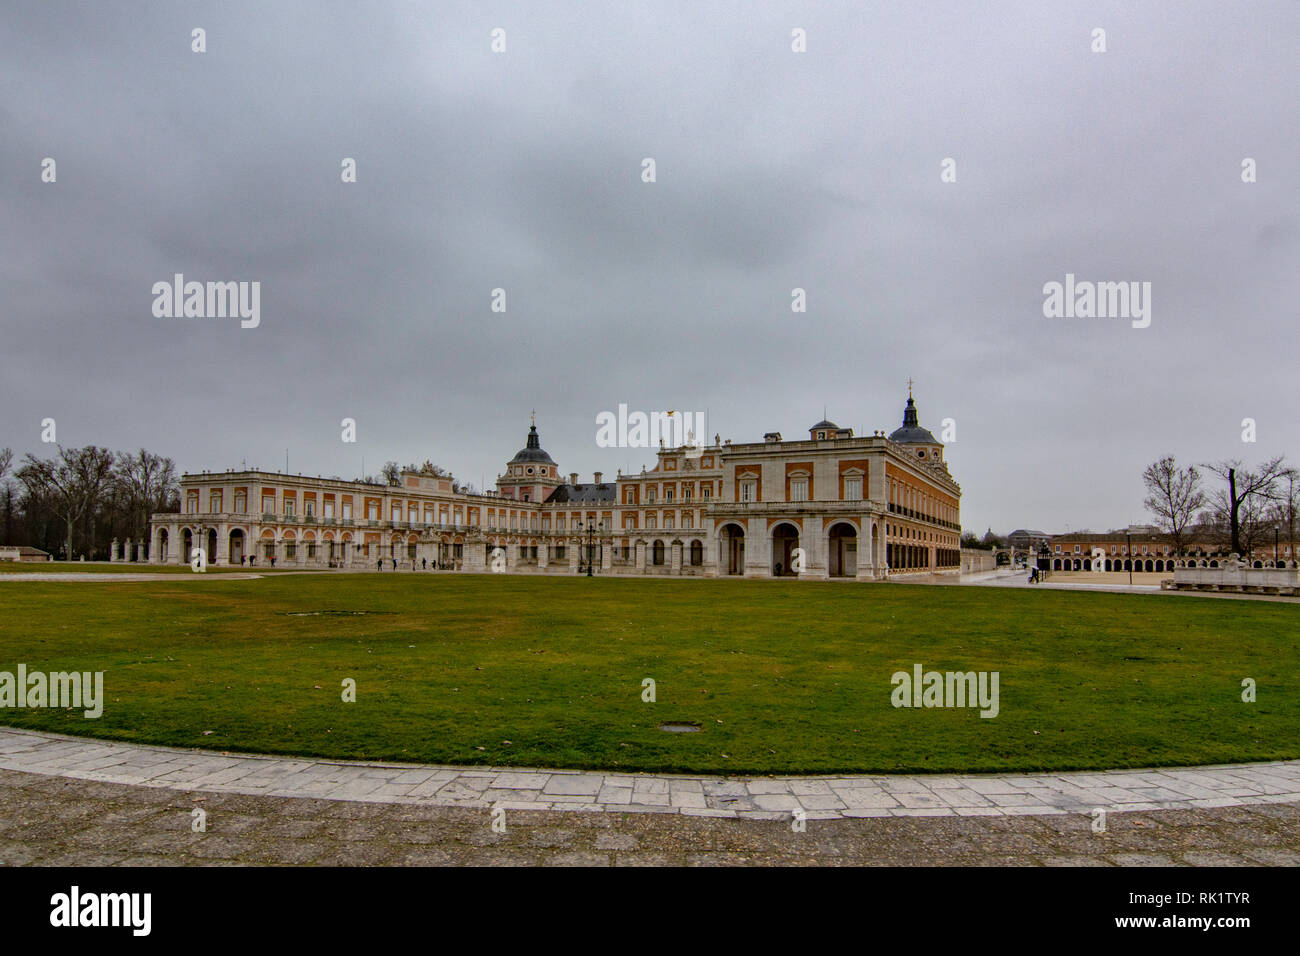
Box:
xmin=144 ymin=392 xmax=962 ymax=580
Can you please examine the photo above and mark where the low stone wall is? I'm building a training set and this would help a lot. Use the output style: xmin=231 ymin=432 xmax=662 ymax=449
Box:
xmin=1171 ymin=563 xmax=1299 ymax=595
xmin=960 ymin=548 xmax=997 ymax=574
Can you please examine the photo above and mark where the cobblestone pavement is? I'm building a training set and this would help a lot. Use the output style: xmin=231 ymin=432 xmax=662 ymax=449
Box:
xmin=3 ymin=768 xmax=1298 ymax=866
xmin=4 ymin=729 xmax=1300 ymax=820
xmin=2 ymin=729 xmax=1299 ymax=865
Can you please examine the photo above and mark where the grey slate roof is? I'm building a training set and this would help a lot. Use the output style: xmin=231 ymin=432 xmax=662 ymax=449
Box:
xmin=888 ymin=396 xmax=938 ymax=444
xmin=545 ymin=483 xmax=616 ymax=504
xmin=509 ymin=424 xmax=555 ymax=464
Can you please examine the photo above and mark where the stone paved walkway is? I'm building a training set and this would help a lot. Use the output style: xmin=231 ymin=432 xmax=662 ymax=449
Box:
xmin=4 ymin=728 xmax=1299 ymax=820
xmin=3 ymin=768 xmax=1298 ymax=866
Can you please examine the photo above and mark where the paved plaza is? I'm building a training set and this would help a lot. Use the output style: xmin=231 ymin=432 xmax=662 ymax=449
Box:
xmin=1 ymin=729 xmax=1298 ymax=865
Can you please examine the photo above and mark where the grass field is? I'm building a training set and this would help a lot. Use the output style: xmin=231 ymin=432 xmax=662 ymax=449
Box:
xmin=0 ymin=574 xmax=1295 ymax=774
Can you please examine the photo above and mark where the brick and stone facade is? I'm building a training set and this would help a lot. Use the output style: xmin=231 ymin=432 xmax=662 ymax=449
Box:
xmin=150 ymin=393 xmax=961 ymax=580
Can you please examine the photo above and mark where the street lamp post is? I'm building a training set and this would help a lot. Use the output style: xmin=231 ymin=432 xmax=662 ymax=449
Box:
xmin=578 ymin=519 xmax=604 ymax=576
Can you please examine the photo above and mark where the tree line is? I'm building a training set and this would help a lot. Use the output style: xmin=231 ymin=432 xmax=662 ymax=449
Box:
xmin=1141 ymin=455 xmax=1297 ymax=558
xmin=960 ymin=455 xmax=1298 ymax=558
xmin=0 ymin=446 xmax=178 ymax=560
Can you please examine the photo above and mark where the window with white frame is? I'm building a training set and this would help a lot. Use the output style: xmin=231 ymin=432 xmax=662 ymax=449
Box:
xmin=790 ymin=478 xmax=808 ymax=502
xmin=845 ymin=477 xmax=862 ymax=500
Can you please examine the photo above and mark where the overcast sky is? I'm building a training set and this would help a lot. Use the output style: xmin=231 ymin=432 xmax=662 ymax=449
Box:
xmin=3 ymin=1 xmax=1297 ymax=534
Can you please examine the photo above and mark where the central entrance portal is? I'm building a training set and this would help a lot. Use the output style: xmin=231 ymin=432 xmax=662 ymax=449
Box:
xmin=829 ymin=523 xmax=857 ymax=577
xmin=720 ymin=524 xmax=745 ymax=575
xmin=772 ymin=523 xmax=798 ymax=576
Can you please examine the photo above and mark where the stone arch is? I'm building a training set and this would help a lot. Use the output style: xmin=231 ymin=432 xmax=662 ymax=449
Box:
xmin=828 ymin=521 xmax=858 ymax=577
xmin=718 ymin=522 xmax=745 ymax=575
xmin=771 ymin=521 xmax=799 ymax=576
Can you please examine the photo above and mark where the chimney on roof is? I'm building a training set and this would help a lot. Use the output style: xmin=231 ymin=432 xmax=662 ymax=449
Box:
xmin=593 ymin=471 xmax=603 ymax=485
xmin=569 ymin=472 xmax=578 ymax=485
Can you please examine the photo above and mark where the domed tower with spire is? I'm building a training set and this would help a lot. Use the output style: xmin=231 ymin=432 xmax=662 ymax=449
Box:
xmin=887 ymin=381 xmax=946 ymax=467
xmin=497 ymin=413 xmax=562 ymax=502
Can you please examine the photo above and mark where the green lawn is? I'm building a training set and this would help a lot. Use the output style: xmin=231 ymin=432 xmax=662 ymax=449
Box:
xmin=0 ymin=574 xmax=1294 ymax=774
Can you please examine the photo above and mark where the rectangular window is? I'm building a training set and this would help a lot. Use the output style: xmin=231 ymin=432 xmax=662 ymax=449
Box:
xmin=261 ymin=496 xmax=275 ymax=515
xmin=324 ymin=501 xmax=334 ymax=519
xmin=342 ymin=501 xmax=352 ymax=519
xmin=845 ymin=477 xmax=862 ymax=500
xmin=740 ymin=481 xmax=755 ymax=502
xmin=284 ymin=500 xmax=295 ymax=517
xmin=702 ymin=487 xmax=711 ymax=500
xmin=790 ymin=478 xmax=808 ymax=502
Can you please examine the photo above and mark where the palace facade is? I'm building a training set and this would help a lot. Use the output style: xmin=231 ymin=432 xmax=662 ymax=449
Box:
xmin=144 ymin=393 xmax=962 ymax=580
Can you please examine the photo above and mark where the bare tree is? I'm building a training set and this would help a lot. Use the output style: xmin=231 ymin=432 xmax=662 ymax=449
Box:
xmin=1278 ymin=473 xmax=1298 ymax=565
xmin=0 ymin=448 xmax=13 ymax=547
xmin=1203 ymin=456 xmax=1295 ymax=556
xmin=381 ymin=461 xmax=401 ymax=486
xmin=1141 ymin=456 xmax=1205 ymax=555
xmin=19 ymin=446 xmax=116 ymax=560
xmin=115 ymin=449 xmax=178 ymax=540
